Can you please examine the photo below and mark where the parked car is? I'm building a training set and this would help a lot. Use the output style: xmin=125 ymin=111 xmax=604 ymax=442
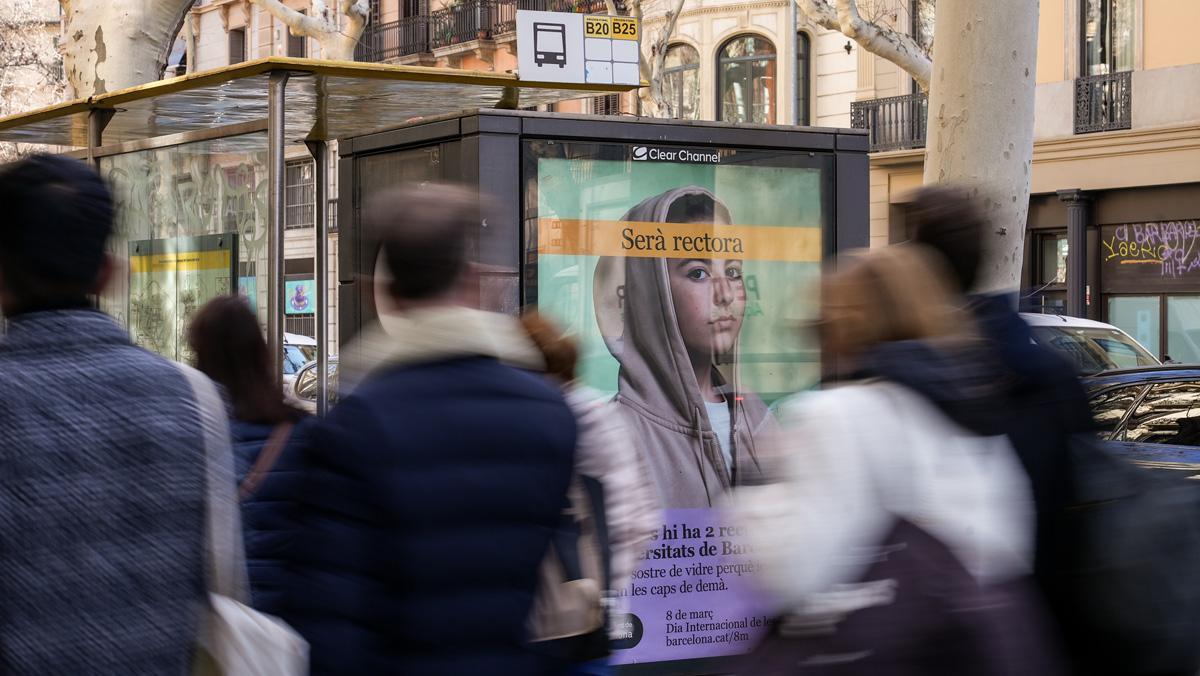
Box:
xmin=291 ymin=356 xmax=339 ymax=413
xmin=1022 ymin=312 xmax=1159 ymax=375
xmin=1085 ymin=365 xmax=1200 ymax=479
xmin=283 ymin=332 xmax=317 ymax=391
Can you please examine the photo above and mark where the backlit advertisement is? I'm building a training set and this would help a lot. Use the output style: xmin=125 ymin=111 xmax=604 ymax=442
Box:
xmin=525 ymin=140 xmax=830 ymax=672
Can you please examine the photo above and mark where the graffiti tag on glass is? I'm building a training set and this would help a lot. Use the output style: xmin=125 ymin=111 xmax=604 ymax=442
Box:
xmin=1102 ymin=221 xmax=1200 ymax=278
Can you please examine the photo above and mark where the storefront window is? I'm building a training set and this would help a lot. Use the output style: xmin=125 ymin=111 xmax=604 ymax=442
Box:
xmin=99 ymin=133 xmax=269 ymax=362
xmin=1167 ymin=296 xmax=1200 ymax=364
xmin=1039 ymin=232 xmax=1068 ymax=285
xmin=718 ymin=35 xmax=776 ymax=125
xmin=1082 ymin=0 xmax=1134 ymax=76
xmin=662 ymin=44 xmax=700 ymax=120
xmin=1108 ymin=296 xmax=1161 ymax=359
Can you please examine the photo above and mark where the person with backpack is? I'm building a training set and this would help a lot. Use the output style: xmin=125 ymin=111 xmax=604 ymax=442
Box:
xmin=908 ymin=185 xmax=1200 ymax=676
xmin=519 ymin=311 xmax=661 ymax=676
xmin=735 ymin=245 xmax=1061 ymax=675
xmin=188 ymin=295 xmax=311 ymax=617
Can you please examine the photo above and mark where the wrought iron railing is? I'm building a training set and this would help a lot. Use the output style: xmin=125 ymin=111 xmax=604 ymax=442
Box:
xmin=432 ymin=0 xmax=620 ymax=47
xmin=356 ymin=16 xmax=431 ymax=61
xmin=850 ymin=92 xmax=927 ymax=152
xmin=1075 ymin=71 xmax=1132 ymax=134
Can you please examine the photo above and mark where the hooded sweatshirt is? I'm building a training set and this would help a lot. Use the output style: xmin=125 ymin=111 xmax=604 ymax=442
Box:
xmin=596 ymin=187 xmax=773 ymax=508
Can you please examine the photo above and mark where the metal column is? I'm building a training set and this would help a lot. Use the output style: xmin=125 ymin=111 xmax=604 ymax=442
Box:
xmin=1058 ymin=189 xmax=1091 ymax=318
xmin=268 ymin=72 xmax=290 ymax=385
xmin=305 ymin=139 xmax=330 ymax=416
xmin=85 ymin=109 xmax=114 ymax=172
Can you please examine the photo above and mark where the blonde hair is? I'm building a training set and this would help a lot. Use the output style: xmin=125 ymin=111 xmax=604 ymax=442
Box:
xmin=820 ymin=245 xmax=974 ymax=370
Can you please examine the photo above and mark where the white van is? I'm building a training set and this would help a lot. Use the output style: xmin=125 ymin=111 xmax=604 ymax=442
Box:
xmin=1021 ymin=313 xmax=1159 ymax=375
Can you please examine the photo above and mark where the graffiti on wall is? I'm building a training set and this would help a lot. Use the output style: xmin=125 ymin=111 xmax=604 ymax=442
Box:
xmin=1102 ymin=221 xmax=1200 ymax=278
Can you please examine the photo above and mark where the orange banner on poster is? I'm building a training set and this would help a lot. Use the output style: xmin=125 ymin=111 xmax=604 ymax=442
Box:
xmin=537 ymin=219 xmax=821 ymax=262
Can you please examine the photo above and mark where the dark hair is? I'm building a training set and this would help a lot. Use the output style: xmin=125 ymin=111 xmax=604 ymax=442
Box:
xmin=187 ymin=295 xmax=303 ymax=425
xmin=0 ymin=154 xmax=114 ymax=308
xmin=665 ymin=191 xmax=733 ymax=224
xmin=905 ymin=185 xmax=986 ymax=293
xmin=364 ymin=183 xmax=479 ymax=301
xmin=520 ymin=310 xmax=578 ymax=383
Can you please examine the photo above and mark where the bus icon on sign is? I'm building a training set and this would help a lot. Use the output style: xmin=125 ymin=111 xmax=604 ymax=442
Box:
xmin=534 ymin=23 xmax=567 ymax=67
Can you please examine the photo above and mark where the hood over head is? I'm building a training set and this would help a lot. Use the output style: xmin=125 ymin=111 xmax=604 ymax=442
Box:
xmin=594 ymin=186 xmax=738 ymax=427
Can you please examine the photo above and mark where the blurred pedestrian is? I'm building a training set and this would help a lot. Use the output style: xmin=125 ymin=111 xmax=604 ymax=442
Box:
xmin=520 ymin=311 xmax=660 ymax=676
xmin=188 ymin=295 xmax=310 ymax=617
xmin=910 ymin=186 xmax=1200 ymax=676
xmin=0 ymin=155 xmax=224 ymax=672
xmin=280 ymin=184 xmax=578 ymax=675
xmin=735 ymin=246 xmax=1059 ymax=676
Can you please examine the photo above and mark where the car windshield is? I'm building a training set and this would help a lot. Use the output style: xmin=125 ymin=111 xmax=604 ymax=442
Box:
xmin=1031 ymin=326 xmax=1158 ymax=375
xmin=283 ymin=345 xmax=313 ymax=375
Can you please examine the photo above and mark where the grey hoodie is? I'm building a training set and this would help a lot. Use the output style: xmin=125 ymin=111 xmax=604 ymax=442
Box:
xmin=595 ymin=187 xmax=773 ymax=508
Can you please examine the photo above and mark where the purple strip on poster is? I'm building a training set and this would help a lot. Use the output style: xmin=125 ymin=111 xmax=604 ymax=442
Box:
xmin=610 ymin=508 xmax=772 ymax=666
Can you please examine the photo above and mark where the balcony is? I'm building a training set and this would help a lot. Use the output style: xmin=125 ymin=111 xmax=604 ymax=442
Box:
xmin=850 ymin=93 xmax=927 ymax=153
xmin=429 ymin=0 xmax=618 ymax=49
xmin=356 ymin=16 xmax=431 ymax=61
xmin=1074 ymin=71 xmax=1132 ymax=134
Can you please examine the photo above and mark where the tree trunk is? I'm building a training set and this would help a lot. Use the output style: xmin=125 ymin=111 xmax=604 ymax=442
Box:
xmin=61 ymin=0 xmax=195 ymax=97
xmin=923 ymin=0 xmax=1038 ymax=293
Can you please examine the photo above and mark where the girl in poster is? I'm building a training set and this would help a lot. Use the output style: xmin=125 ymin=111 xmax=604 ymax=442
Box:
xmin=595 ymin=186 xmax=773 ymax=508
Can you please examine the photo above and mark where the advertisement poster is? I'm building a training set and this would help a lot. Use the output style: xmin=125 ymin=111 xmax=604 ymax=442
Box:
xmin=129 ymin=234 xmax=236 ymax=362
xmin=526 ymin=140 xmax=829 ymax=671
xmin=286 ymin=279 xmax=314 ymax=315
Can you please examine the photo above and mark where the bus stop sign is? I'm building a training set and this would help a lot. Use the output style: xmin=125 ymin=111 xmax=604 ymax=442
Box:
xmin=517 ymin=10 xmax=640 ymax=86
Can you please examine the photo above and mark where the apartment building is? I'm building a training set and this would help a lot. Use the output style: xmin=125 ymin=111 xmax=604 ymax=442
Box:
xmin=856 ymin=0 xmax=1200 ymax=362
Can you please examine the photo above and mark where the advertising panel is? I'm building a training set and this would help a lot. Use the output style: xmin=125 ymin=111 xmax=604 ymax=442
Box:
xmin=128 ymin=234 xmax=237 ymax=362
xmin=286 ymin=279 xmax=315 ymax=315
xmin=525 ymin=140 xmax=831 ymax=671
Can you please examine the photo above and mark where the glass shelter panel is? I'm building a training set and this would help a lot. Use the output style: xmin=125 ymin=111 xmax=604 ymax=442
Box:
xmin=98 ymin=132 xmax=269 ymax=363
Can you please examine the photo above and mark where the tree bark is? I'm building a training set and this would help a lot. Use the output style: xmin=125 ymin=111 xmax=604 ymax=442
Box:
xmin=923 ymin=0 xmax=1039 ymax=293
xmin=61 ymin=0 xmax=195 ymax=97
xmin=797 ymin=0 xmax=931 ymax=91
xmin=249 ymin=0 xmax=368 ymax=61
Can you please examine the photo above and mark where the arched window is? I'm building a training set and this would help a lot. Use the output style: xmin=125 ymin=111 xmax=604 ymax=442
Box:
xmin=796 ymin=32 xmax=810 ymax=125
xmin=717 ymin=35 xmax=776 ymax=125
xmin=662 ymin=44 xmax=700 ymax=120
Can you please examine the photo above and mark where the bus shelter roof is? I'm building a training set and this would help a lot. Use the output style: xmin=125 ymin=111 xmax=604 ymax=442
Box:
xmin=0 ymin=56 xmax=637 ymax=149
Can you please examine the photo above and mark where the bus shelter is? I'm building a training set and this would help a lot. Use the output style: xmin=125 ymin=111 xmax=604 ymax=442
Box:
xmin=0 ymin=56 xmax=633 ymax=414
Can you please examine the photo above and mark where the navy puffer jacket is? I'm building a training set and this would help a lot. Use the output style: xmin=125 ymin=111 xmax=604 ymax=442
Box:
xmin=230 ymin=416 xmax=312 ymax=616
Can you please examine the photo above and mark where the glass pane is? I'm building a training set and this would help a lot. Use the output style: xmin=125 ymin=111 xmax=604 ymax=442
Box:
xmin=1030 ymin=325 xmax=1157 ymax=374
xmin=1039 ymin=233 xmax=1068 ymax=285
xmin=1108 ymin=296 xmax=1161 ymax=359
xmin=1167 ymin=297 xmax=1200 ymax=365
xmin=664 ymin=43 xmax=698 ymax=69
xmin=1125 ymin=382 xmax=1200 ymax=446
xmin=796 ymin=32 xmax=810 ymax=126
xmin=99 ymin=133 xmax=268 ymax=364
xmin=1083 ymin=0 xmax=1135 ymax=75
xmin=1089 ymin=384 xmax=1147 ymax=439
xmin=719 ymin=37 xmax=777 ymax=125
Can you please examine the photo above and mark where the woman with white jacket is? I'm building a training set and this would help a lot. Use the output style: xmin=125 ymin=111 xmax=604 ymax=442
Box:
xmin=734 ymin=246 xmax=1061 ymax=676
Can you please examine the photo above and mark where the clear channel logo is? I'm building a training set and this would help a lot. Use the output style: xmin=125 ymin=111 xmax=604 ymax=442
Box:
xmin=631 ymin=145 xmax=721 ymax=164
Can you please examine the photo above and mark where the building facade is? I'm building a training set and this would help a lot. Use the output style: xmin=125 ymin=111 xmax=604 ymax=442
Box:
xmin=858 ymin=0 xmax=1200 ymax=363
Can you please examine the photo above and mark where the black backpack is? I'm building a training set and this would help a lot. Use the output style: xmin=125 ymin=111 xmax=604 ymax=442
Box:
xmin=1055 ymin=434 xmax=1200 ymax=676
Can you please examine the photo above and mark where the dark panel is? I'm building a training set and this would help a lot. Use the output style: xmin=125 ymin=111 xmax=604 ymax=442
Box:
xmin=464 ymin=112 xmax=522 ymax=135
xmin=1093 ymin=183 xmax=1200 ymax=226
xmin=1027 ymin=193 xmax=1068 ymax=230
xmin=519 ymin=116 xmax=836 ymax=150
xmin=348 ymin=118 xmax=461 ymax=155
xmin=1100 ymin=221 xmax=1200 ymax=293
xmin=835 ymin=151 xmax=870 ymax=252
xmin=477 ymin=133 xmax=522 ymax=296
xmin=337 ymin=155 xmax=356 ymax=284
xmin=836 ymin=132 xmax=870 ymax=152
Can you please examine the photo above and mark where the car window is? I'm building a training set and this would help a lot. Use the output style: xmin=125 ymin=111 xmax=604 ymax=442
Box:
xmin=1031 ymin=326 xmax=1157 ymax=375
xmin=283 ymin=346 xmax=309 ymax=375
xmin=1123 ymin=382 xmax=1200 ymax=447
xmin=1089 ymin=384 xmax=1148 ymax=440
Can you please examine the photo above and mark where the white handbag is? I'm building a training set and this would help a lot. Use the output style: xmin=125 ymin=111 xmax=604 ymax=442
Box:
xmin=178 ymin=364 xmax=309 ymax=676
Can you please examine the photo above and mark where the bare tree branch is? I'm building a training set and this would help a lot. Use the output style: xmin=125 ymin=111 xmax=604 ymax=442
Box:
xmin=647 ymin=0 xmax=684 ymax=114
xmin=798 ymin=0 xmax=931 ymax=90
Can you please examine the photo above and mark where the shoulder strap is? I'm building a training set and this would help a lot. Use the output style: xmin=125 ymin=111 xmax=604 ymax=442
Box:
xmin=239 ymin=421 xmax=296 ymax=501
xmin=176 ymin=363 xmax=248 ymax=602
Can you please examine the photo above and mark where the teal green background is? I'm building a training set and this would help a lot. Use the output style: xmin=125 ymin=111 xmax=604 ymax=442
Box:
xmin=537 ymin=158 xmax=824 ymax=404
